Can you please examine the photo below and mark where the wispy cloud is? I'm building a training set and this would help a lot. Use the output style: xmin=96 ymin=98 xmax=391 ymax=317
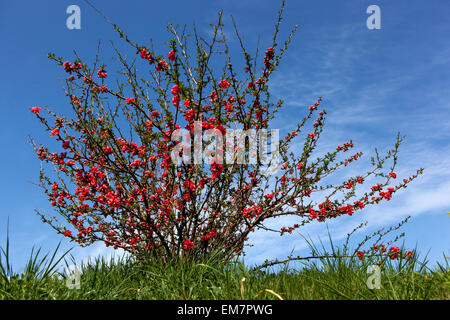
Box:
xmin=243 ymin=19 xmax=450 ymax=265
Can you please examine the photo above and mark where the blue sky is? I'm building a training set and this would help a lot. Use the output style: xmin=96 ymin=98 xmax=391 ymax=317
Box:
xmin=0 ymin=0 xmax=449 ymax=270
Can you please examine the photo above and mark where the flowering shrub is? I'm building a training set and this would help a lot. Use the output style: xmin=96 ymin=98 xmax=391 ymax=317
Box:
xmin=30 ymin=1 xmax=422 ymax=262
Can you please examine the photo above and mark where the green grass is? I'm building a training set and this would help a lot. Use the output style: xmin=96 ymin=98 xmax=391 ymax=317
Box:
xmin=0 ymin=238 xmax=448 ymax=300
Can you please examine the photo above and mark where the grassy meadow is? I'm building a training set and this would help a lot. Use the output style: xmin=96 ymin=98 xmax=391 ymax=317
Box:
xmin=1 ymin=235 xmax=448 ymax=300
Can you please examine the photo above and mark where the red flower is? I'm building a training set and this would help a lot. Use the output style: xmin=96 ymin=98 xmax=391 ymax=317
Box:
xmin=30 ymin=107 xmax=41 ymax=114
xmin=308 ymin=132 xmax=317 ymax=138
xmin=151 ymin=110 xmax=160 ymax=118
xmin=216 ymin=125 xmax=226 ymax=136
xmin=308 ymin=208 xmax=318 ymax=219
xmin=50 ymin=128 xmax=59 ymax=137
xmin=243 ymin=206 xmax=262 ymax=218
xmin=129 ymin=159 xmax=141 ymax=168
xmin=264 ymin=193 xmax=275 ymax=201
xmin=340 ymin=204 xmax=354 ymax=216
xmin=184 ymin=180 xmax=196 ymax=192
xmin=389 ymin=172 xmax=397 ymax=179
xmin=201 ymin=230 xmax=216 ymax=241
xmin=63 ymin=61 xmax=72 ymax=73
xmin=140 ymin=48 xmax=149 ymax=59
xmin=145 ymin=121 xmax=153 ymax=130
xmin=389 ymin=246 xmax=401 ymax=259
xmin=156 ymin=60 xmax=167 ymax=71
xmin=371 ymin=183 xmax=382 ymax=191
xmin=356 ymin=250 xmax=365 ymax=260
xmin=140 ymin=48 xmax=154 ymax=64
xmin=126 ymin=98 xmax=135 ymax=105
xmin=405 ymin=251 xmax=414 ymax=260
xmin=97 ymin=69 xmax=108 ymax=78
xmin=168 ymin=50 xmax=176 ymax=61
xmin=353 ymin=201 xmax=365 ymax=209
xmin=63 ymin=230 xmax=72 ymax=237
xmin=210 ymin=157 xmax=223 ymax=180
xmin=171 ymin=85 xmax=180 ymax=96
xmin=172 ymin=95 xmax=180 ymax=107
xmin=95 ymin=85 xmax=108 ymax=93
xmin=183 ymin=239 xmax=194 ymax=250
xmin=218 ymin=79 xmax=230 ymax=89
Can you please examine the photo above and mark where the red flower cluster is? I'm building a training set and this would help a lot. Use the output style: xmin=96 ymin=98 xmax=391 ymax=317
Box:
xmin=405 ymin=251 xmax=414 ymax=260
xmin=210 ymin=157 xmax=223 ymax=180
xmin=129 ymin=159 xmax=142 ymax=168
xmin=389 ymin=246 xmax=401 ymax=259
xmin=379 ymin=187 xmax=395 ymax=201
xmin=260 ymin=47 xmax=275 ymax=75
xmin=50 ymin=128 xmax=59 ymax=137
xmin=95 ymin=85 xmax=108 ymax=93
xmin=356 ymin=250 xmax=365 ymax=260
xmin=218 ymin=79 xmax=230 ymax=89
xmin=336 ymin=142 xmax=354 ymax=152
xmin=308 ymin=102 xmax=320 ymax=111
xmin=372 ymin=244 xmax=410 ymax=261
xmin=183 ymin=239 xmax=194 ymax=250
xmin=264 ymin=193 xmax=275 ymax=201
xmin=371 ymin=183 xmax=383 ymax=191
xmin=171 ymin=85 xmax=181 ymax=107
xmin=339 ymin=204 xmax=354 ymax=216
xmin=151 ymin=110 xmax=160 ymax=118
xmin=353 ymin=201 xmax=365 ymax=209
xmin=373 ymin=244 xmax=387 ymax=253
xmin=30 ymin=107 xmax=41 ymax=114
xmin=167 ymin=50 xmax=176 ymax=61
xmin=308 ymin=208 xmax=318 ymax=219
xmin=243 ymin=205 xmax=262 ymax=218
xmin=139 ymin=48 xmax=154 ymax=64
xmin=156 ymin=60 xmax=167 ymax=72
xmin=184 ymin=180 xmax=196 ymax=192
xmin=306 ymin=198 xmax=368 ymax=222
xmin=201 ymin=230 xmax=216 ymax=241
xmin=62 ymin=61 xmax=82 ymax=74
xmin=97 ymin=69 xmax=108 ymax=78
